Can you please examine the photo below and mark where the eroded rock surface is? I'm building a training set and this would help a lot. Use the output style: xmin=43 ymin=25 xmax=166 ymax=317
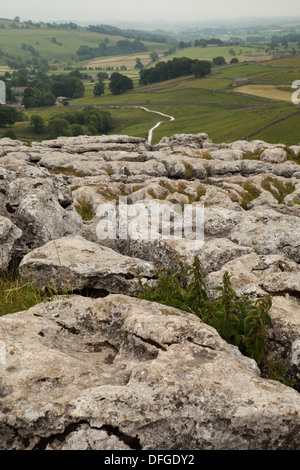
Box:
xmin=1 ymin=295 xmax=300 ymax=450
xmin=19 ymin=235 xmax=155 ymax=295
xmin=1 ymin=133 xmax=300 ymax=450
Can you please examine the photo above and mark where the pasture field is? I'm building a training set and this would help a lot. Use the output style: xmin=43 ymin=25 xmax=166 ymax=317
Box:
xmin=162 ymin=46 xmax=272 ymax=63
xmin=211 ymin=63 xmax=278 ymax=78
xmin=2 ymin=56 xmax=300 ymax=147
xmin=233 ymin=84 xmax=292 ymax=102
xmin=252 ymin=112 xmax=300 ymax=145
xmin=85 ymin=53 xmax=155 ymax=70
xmin=263 ymin=57 xmax=300 ymax=67
xmin=0 ymin=23 xmax=170 ymax=68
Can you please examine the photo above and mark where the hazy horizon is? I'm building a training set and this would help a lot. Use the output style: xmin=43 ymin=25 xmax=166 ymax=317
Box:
xmin=1 ymin=0 xmax=300 ymax=27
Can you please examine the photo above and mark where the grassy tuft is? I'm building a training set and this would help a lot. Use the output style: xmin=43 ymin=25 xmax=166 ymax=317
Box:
xmin=74 ymin=197 xmax=94 ymax=220
xmin=261 ymin=176 xmax=295 ymax=204
xmin=240 ymin=182 xmax=260 ymax=209
xmin=53 ymin=166 xmax=88 ymax=177
xmin=0 ymin=273 xmax=45 ymax=316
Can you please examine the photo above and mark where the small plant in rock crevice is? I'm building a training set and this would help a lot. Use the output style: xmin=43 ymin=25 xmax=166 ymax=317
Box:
xmin=239 ymin=182 xmax=260 ymax=210
xmin=74 ymin=197 xmax=94 ymax=221
xmin=138 ymin=255 xmax=272 ymax=365
xmin=261 ymin=176 xmax=295 ymax=204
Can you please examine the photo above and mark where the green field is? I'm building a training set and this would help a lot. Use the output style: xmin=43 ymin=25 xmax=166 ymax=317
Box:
xmin=165 ymin=46 xmax=272 ymax=63
xmin=0 ymin=20 xmax=171 ymax=68
xmin=1 ymin=24 xmax=300 ymax=148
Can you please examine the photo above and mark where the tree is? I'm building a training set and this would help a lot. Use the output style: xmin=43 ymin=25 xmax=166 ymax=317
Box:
xmin=71 ymin=123 xmax=84 ymax=136
xmin=30 ymin=114 xmax=45 ymax=133
xmin=230 ymin=57 xmax=239 ymax=64
xmin=65 ymin=76 xmax=84 ymax=99
xmin=93 ymin=79 xmax=105 ymax=97
xmin=3 ymin=129 xmax=17 ymax=139
xmin=47 ymin=117 xmax=72 ymax=138
xmin=135 ymin=58 xmax=144 ymax=70
xmin=212 ymin=56 xmax=226 ymax=66
xmin=97 ymin=72 xmax=108 ymax=80
xmin=22 ymin=88 xmax=56 ymax=108
xmin=150 ymin=51 xmax=159 ymax=62
xmin=109 ymin=72 xmax=133 ymax=95
xmin=191 ymin=60 xmax=212 ymax=78
xmin=0 ymin=106 xmax=19 ymax=127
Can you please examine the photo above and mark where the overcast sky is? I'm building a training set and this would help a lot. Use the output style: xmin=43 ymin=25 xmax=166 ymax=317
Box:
xmin=1 ymin=0 xmax=300 ymax=25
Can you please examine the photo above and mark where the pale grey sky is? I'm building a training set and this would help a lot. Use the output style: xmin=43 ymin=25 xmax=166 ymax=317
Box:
xmin=1 ymin=0 xmax=300 ymax=25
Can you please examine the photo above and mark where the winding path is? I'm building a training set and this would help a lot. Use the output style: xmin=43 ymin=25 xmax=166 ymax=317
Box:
xmin=138 ymin=106 xmax=175 ymax=145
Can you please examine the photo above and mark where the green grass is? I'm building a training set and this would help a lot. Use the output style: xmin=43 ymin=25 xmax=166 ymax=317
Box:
xmin=147 ymin=102 xmax=295 ymax=144
xmin=240 ymin=183 xmax=260 ymax=209
xmin=167 ymin=45 xmax=269 ymax=63
xmin=74 ymin=197 xmax=94 ymax=220
xmin=253 ymin=112 xmax=300 ymax=146
xmin=211 ymin=63 xmax=276 ymax=78
xmin=0 ymin=23 xmax=169 ymax=68
xmin=261 ymin=176 xmax=295 ymax=204
xmin=4 ymin=57 xmax=300 ymax=147
xmin=0 ymin=273 xmax=45 ymax=316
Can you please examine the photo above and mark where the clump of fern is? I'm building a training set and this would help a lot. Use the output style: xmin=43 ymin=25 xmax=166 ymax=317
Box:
xmin=138 ymin=255 xmax=272 ymax=364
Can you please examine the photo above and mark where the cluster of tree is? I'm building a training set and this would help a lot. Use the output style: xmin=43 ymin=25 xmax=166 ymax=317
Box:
xmin=87 ymin=24 xmax=167 ymax=44
xmin=93 ymin=78 xmax=105 ymax=97
xmin=50 ymin=70 xmax=85 ymax=99
xmin=0 ymin=105 xmax=24 ymax=127
xmin=139 ymin=57 xmax=212 ymax=85
xmin=50 ymin=37 xmax=63 ymax=46
xmin=177 ymin=38 xmax=224 ymax=49
xmin=77 ymin=39 xmax=147 ymax=60
xmin=21 ymin=69 xmax=85 ymax=108
xmin=108 ymin=72 xmax=134 ymax=95
xmin=21 ymin=44 xmax=40 ymax=56
xmin=212 ymin=56 xmax=227 ymax=66
xmin=30 ymin=106 xmax=114 ymax=138
xmin=5 ymin=52 xmax=50 ymax=70
xmin=193 ymin=38 xmax=224 ymax=47
xmin=269 ymin=33 xmax=300 ymax=48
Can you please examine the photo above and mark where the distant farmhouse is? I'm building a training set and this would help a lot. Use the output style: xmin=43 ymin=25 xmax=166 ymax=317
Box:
xmin=232 ymin=76 xmax=249 ymax=87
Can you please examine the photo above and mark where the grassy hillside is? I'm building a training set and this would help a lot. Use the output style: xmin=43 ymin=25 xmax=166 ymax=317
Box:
xmin=1 ymin=30 xmax=299 ymax=147
xmin=0 ymin=19 xmax=169 ymax=69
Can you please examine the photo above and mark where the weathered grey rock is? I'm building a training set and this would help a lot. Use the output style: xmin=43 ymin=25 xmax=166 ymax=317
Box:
xmin=284 ymin=183 xmax=300 ymax=206
xmin=1 ymin=294 xmax=300 ymax=450
xmin=0 ymin=137 xmax=26 ymax=148
xmin=229 ymin=139 xmax=285 ymax=154
xmin=0 ymin=216 xmax=23 ymax=270
xmin=260 ymin=148 xmax=287 ymax=164
xmin=288 ymin=145 xmax=300 ymax=158
xmin=209 ymin=149 xmax=244 ymax=161
xmin=157 ymin=133 xmax=210 ymax=149
xmin=229 ymin=207 xmax=300 ymax=262
xmin=201 ymin=186 xmax=242 ymax=210
xmin=33 ymin=135 xmax=151 ymax=153
xmin=117 ymin=236 xmax=253 ymax=274
xmin=206 ymin=252 xmax=300 ymax=298
xmin=203 ymin=206 xmax=245 ymax=237
xmin=5 ymin=172 xmax=82 ymax=251
xmin=263 ymin=296 xmax=300 ymax=386
xmin=19 ymin=235 xmax=155 ymax=295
